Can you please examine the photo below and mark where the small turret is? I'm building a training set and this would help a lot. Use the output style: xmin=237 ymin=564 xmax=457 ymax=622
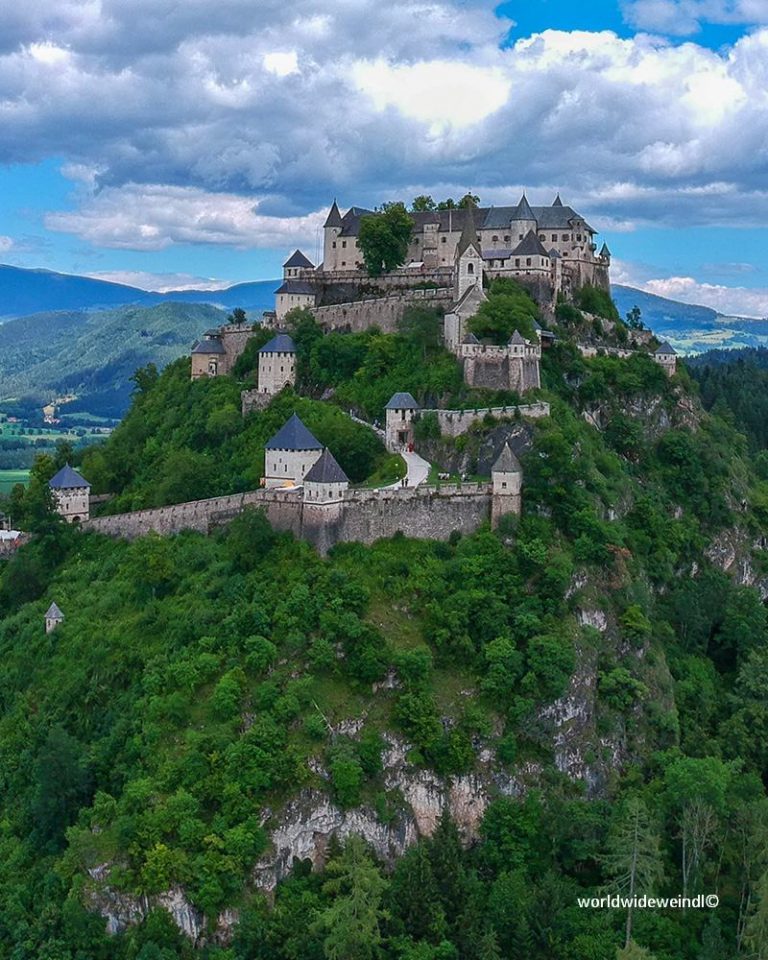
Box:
xmin=49 ymin=464 xmax=90 ymax=523
xmin=599 ymin=241 xmax=611 ymax=262
xmin=45 ymin=602 xmax=64 ymax=634
xmin=385 ymin=392 xmax=420 ymax=453
xmin=491 ymin=442 xmax=522 ymax=527
xmin=324 ymin=200 xmax=343 ymax=229
xmin=552 ymin=193 xmax=563 ymax=207
xmin=303 ymin=448 xmax=349 ymax=504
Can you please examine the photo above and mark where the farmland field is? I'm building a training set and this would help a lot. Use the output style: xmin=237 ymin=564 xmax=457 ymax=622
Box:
xmin=0 ymin=469 xmax=28 ymax=495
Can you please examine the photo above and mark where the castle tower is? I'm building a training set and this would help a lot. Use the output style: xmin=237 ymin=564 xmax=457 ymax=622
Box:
xmin=45 ymin=602 xmax=64 ymax=634
xmin=385 ymin=392 xmax=420 ymax=452
xmin=49 ymin=464 xmax=90 ymax=523
xmin=454 ymin=204 xmax=483 ymax=300
xmin=303 ymin=448 xmax=349 ymax=504
xmin=322 ymin=199 xmax=343 ymax=271
xmin=264 ymin=414 xmax=323 ymax=488
xmin=491 ymin=442 xmax=522 ymax=528
xmin=283 ymin=249 xmax=315 ymax=279
xmin=509 ymin=194 xmax=537 ymax=244
xmin=191 ymin=330 xmax=226 ymax=379
xmin=258 ymin=333 xmax=297 ymax=395
xmin=599 ymin=242 xmax=611 ymax=265
xmin=654 ymin=342 xmax=677 ymax=377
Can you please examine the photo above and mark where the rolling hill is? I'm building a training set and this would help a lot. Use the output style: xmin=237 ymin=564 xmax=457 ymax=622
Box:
xmin=0 ymin=264 xmax=279 ymax=320
xmin=0 ymin=301 xmax=229 ymax=417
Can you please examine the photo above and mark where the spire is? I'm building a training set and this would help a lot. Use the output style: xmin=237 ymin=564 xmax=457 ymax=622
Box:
xmin=510 ymin=193 xmax=535 ymax=222
xmin=552 ymin=193 xmax=563 ymax=207
xmin=456 ymin=204 xmax=481 ymax=257
xmin=324 ymin=199 xmax=342 ymax=228
xmin=600 ymin=241 xmax=611 ymax=258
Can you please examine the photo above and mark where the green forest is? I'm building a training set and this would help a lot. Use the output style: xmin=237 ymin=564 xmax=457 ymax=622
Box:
xmin=1 ymin=303 xmax=768 ymax=960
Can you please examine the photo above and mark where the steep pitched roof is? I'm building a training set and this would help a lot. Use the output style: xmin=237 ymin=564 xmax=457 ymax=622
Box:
xmin=324 ymin=200 xmax=343 ymax=228
xmin=274 ymin=280 xmax=316 ymax=296
xmin=49 ymin=464 xmax=89 ymax=489
xmin=265 ymin=414 xmax=323 ymax=450
xmin=509 ymin=330 xmax=527 ymax=345
xmin=552 ymin=193 xmax=563 ymax=206
xmin=192 ymin=338 xmax=225 ymax=354
xmin=283 ymin=249 xmax=315 ymax=269
xmin=512 ymin=230 xmax=550 ymax=258
xmin=259 ymin=333 xmax=297 ymax=354
xmin=452 ymin=282 xmax=487 ymax=314
xmin=600 ymin=242 xmax=611 ymax=257
xmin=45 ymin=602 xmax=64 ymax=620
xmin=462 ymin=332 xmax=480 ymax=344
xmin=456 ymin=204 xmax=482 ymax=258
xmin=385 ymin=392 xmax=420 ymax=410
xmin=510 ymin=194 xmax=535 ymax=222
xmin=492 ymin=442 xmax=522 ymax=474
xmin=304 ymin=448 xmax=349 ymax=484
xmin=656 ymin=342 xmax=677 ymax=355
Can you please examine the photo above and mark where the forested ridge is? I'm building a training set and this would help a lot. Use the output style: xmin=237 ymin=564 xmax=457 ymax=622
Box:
xmin=1 ymin=304 xmax=768 ymax=960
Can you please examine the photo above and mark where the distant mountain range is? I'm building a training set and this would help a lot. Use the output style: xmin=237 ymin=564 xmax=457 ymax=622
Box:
xmin=0 ymin=301 xmax=227 ymax=417
xmin=0 ymin=264 xmax=279 ymax=319
xmin=611 ymin=284 xmax=768 ymax=353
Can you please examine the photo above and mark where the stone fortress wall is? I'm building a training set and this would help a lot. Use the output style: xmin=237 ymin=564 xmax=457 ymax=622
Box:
xmin=302 ymin=287 xmax=453 ymax=335
xmin=83 ymin=483 xmax=495 ymax=554
xmin=424 ymin=402 xmax=550 ymax=438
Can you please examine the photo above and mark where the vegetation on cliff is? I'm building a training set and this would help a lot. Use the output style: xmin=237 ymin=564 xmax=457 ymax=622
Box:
xmin=1 ymin=309 xmax=768 ymax=959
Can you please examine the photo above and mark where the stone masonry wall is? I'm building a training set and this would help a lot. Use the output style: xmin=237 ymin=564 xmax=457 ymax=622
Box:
xmin=82 ymin=484 xmax=496 ymax=553
xmin=425 ymin=402 xmax=549 ymax=438
xmin=312 ymin=289 xmax=452 ymax=334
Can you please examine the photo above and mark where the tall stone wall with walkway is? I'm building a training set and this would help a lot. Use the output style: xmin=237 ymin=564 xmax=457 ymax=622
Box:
xmin=312 ymin=288 xmax=453 ymax=334
xmin=83 ymin=483 xmax=495 ymax=553
xmin=423 ymin=401 xmax=550 ymax=438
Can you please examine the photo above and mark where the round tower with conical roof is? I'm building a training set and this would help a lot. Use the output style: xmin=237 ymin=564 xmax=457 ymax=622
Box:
xmin=509 ymin=194 xmax=538 ymax=244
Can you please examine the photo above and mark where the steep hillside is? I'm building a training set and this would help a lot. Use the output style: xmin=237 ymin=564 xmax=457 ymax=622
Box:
xmin=1 ymin=309 xmax=768 ymax=960
xmin=0 ymin=302 xmax=229 ymax=417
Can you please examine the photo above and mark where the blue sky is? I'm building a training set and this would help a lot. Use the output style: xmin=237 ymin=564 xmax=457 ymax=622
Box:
xmin=2 ymin=0 xmax=768 ymax=314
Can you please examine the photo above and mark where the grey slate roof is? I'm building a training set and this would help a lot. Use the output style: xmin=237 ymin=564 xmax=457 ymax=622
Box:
xmin=512 ymin=230 xmax=550 ymax=258
xmin=265 ymin=414 xmax=323 ymax=450
xmin=462 ymin=332 xmax=480 ymax=344
xmin=274 ymin=280 xmax=316 ymax=296
xmin=509 ymin=330 xmax=527 ymax=345
xmin=337 ymin=206 xmax=376 ymax=237
xmin=304 ymin=448 xmax=349 ymax=484
xmin=482 ymin=248 xmax=515 ymax=261
xmin=49 ymin=464 xmax=89 ymax=490
xmin=552 ymin=193 xmax=563 ymax=206
xmin=385 ymin=392 xmax=420 ymax=410
xmin=600 ymin=242 xmax=611 ymax=257
xmin=656 ymin=342 xmax=677 ymax=355
xmin=510 ymin=194 xmax=535 ymax=221
xmin=192 ymin=338 xmax=225 ymax=354
xmin=45 ymin=602 xmax=64 ymax=620
xmin=456 ymin=204 xmax=482 ymax=258
xmin=324 ymin=200 xmax=343 ymax=228
xmin=493 ymin=442 xmax=522 ymax=474
xmin=259 ymin=333 xmax=297 ymax=354
xmin=283 ymin=249 xmax=315 ymax=269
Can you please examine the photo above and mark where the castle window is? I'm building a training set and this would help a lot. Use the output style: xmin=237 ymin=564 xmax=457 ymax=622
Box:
xmin=341 ymin=261 xmax=346 ymax=266
xmin=504 ymin=235 xmax=511 ymax=242
xmin=539 ymin=234 xmax=545 ymax=241
xmin=515 ymin=258 xmax=520 ymax=267
xmin=441 ymin=237 xmax=447 ymax=243
xmin=519 ymin=234 xmax=523 ymax=240
xmin=562 ymin=234 xmax=569 ymax=241
xmin=526 ymin=258 xmax=531 ymax=266
xmin=332 ymin=241 xmax=336 ymax=248
xmin=552 ymin=234 xmax=557 ymax=241
xmin=501 ymin=481 xmax=507 ymax=489
xmin=342 ymin=240 xmax=347 ymax=248
xmin=492 ymin=235 xmax=499 ymax=242
xmin=576 ymin=234 xmax=582 ymax=241
xmin=467 ymin=263 xmax=474 ymax=275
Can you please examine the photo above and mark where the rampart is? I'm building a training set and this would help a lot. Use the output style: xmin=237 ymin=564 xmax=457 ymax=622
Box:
xmin=423 ymin=401 xmax=550 ymax=438
xmin=312 ymin=288 xmax=453 ymax=334
xmin=82 ymin=483 xmax=496 ymax=553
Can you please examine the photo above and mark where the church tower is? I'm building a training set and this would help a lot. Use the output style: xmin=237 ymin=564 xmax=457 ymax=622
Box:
xmin=322 ymin=199 xmax=343 ymax=271
xmin=454 ymin=204 xmax=484 ymax=300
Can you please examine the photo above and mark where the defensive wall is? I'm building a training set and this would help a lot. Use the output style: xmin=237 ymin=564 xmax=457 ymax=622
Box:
xmin=422 ymin=401 xmax=550 ymax=438
xmin=82 ymin=483 xmax=495 ymax=554
xmin=312 ymin=288 xmax=453 ymax=334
